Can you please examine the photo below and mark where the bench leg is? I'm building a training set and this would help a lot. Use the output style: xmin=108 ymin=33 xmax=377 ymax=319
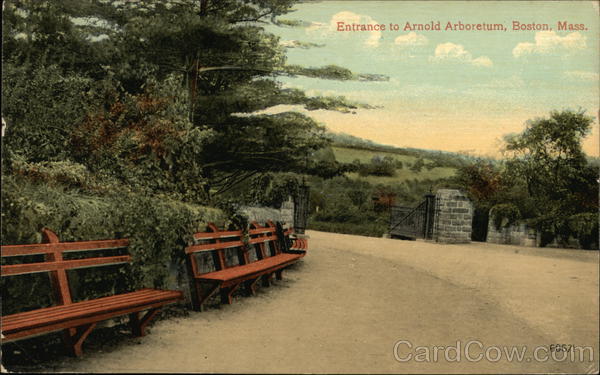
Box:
xmin=262 ymin=272 xmax=274 ymax=287
xmin=220 ymin=283 xmax=241 ymax=305
xmin=130 ymin=308 xmax=161 ymax=337
xmin=63 ymin=323 xmax=97 ymax=357
xmin=194 ymin=281 xmax=220 ymax=311
xmin=275 ymin=269 xmax=283 ymax=280
xmin=245 ymin=277 xmax=260 ymax=296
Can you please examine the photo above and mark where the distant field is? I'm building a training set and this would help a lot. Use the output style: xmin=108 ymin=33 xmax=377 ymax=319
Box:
xmin=332 ymin=146 xmax=420 ymax=164
xmin=332 ymin=146 xmax=457 ymax=184
xmin=345 ymin=168 xmax=456 ymax=184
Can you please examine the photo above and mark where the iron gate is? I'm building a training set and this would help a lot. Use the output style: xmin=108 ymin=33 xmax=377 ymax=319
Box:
xmin=389 ymin=194 xmax=436 ymax=240
xmin=293 ymin=184 xmax=310 ymax=234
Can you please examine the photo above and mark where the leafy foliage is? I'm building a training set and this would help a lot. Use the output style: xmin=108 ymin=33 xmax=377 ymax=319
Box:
xmin=2 ymin=62 xmax=93 ymax=164
xmin=3 ymin=0 xmax=385 ymax=204
xmin=490 ymin=203 xmax=521 ymax=230
xmin=453 ymin=110 xmax=599 ymax=247
xmin=1 ymin=175 xmax=227 ymax=314
xmin=0 ymin=0 xmax=388 ymax=323
xmin=283 ymin=64 xmax=389 ymax=82
xmin=357 ymin=156 xmax=397 ymax=177
xmin=501 ymin=110 xmax=598 ymax=245
xmin=567 ymin=213 xmax=599 ymax=250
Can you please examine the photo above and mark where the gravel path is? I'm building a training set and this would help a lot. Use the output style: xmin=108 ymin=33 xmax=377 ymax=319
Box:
xmin=36 ymin=231 xmax=600 ymax=373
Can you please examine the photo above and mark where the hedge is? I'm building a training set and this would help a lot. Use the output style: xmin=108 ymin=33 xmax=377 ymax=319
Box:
xmin=1 ymin=175 xmax=227 ymax=315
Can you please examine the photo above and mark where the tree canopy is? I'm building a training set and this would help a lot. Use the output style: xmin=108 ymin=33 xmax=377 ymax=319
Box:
xmin=454 ymin=109 xmax=598 ymax=248
xmin=2 ymin=0 xmax=381 ymax=204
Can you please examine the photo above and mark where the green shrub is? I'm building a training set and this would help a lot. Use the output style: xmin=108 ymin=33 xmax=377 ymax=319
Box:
xmin=1 ymin=175 xmax=226 ymax=314
xmin=568 ymin=213 xmax=599 ymax=250
xmin=357 ymin=155 xmax=396 ymax=177
xmin=490 ymin=203 xmax=521 ymax=230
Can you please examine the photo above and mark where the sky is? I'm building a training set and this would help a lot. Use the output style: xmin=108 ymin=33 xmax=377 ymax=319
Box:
xmin=265 ymin=1 xmax=599 ymax=157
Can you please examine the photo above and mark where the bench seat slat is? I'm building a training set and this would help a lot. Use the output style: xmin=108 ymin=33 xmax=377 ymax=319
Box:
xmin=2 ymin=289 xmax=182 ymax=335
xmin=3 ymin=289 xmax=165 ymax=324
xmin=197 ymin=253 xmax=301 ymax=284
xmin=1 ymin=255 xmax=131 ymax=276
xmin=3 ymin=298 xmax=182 ymax=342
xmin=1 ymin=239 xmax=129 ymax=257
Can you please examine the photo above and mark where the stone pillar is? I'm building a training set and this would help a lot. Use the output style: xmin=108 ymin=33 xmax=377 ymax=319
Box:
xmin=434 ymin=189 xmax=473 ymax=244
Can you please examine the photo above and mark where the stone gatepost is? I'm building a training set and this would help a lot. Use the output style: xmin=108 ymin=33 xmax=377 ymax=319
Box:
xmin=434 ymin=189 xmax=473 ymax=243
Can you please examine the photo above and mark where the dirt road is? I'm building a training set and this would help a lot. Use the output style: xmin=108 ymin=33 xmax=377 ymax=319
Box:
xmin=38 ymin=231 xmax=600 ymax=373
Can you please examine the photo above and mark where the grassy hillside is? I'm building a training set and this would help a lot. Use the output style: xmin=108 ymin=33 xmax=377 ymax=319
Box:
xmin=332 ymin=146 xmax=420 ymax=164
xmin=308 ymin=133 xmax=467 ymax=238
xmin=326 ymin=131 xmax=485 ymax=168
xmin=332 ymin=146 xmax=457 ymax=183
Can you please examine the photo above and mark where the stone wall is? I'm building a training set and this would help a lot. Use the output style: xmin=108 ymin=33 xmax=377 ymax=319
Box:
xmin=433 ymin=189 xmax=473 ymax=244
xmin=486 ymin=220 xmax=586 ymax=248
xmin=240 ymin=197 xmax=294 ymax=227
xmin=486 ymin=221 xmax=537 ymax=246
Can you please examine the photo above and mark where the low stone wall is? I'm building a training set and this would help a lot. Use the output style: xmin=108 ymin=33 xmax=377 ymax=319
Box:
xmin=434 ymin=189 xmax=473 ymax=244
xmin=240 ymin=197 xmax=294 ymax=227
xmin=486 ymin=220 xmax=586 ymax=248
xmin=486 ymin=222 xmax=537 ymax=246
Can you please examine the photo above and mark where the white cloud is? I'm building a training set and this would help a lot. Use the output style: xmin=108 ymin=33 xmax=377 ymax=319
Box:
xmin=394 ymin=32 xmax=428 ymax=48
xmin=472 ymin=56 xmax=493 ymax=67
xmin=332 ymin=11 xmax=382 ymax=48
xmin=307 ymin=11 xmax=382 ymax=48
xmin=429 ymin=42 xmax=493 ymax=67
xmin=512 ymin=31 xmax=587 ymax=58
xmin=330 ymin=11 xmax=362 ymax=29
xmin=433 ymin=42 xmax=470 ymax=60
xmin=564 ymin=70 xmax=599 ymax=81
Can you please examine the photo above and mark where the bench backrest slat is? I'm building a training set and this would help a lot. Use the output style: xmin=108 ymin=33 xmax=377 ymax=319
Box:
xmin=248 ymin=221 xmax=283 ymax=258
xmin=187 ymin=223 xmax=239 ymax=275
xmin=248 ymin=222 xmax=267 ymax=259
xmin=1 ymin=239 xmax=129 ymax=257
xmin=193 ymin=230 xmax=242 ymax=240
xmin=248 ymin=235 xmax=278 ymax=245
xmin=185 ymin=240 xmax=245 ymax=254
xmin=1 ymin=228 xmax=131 ymax=307
xmin=1 ymin=255 xmax=131 ymax=277
xmin=248 ymin=228 xmax=274 ymax=235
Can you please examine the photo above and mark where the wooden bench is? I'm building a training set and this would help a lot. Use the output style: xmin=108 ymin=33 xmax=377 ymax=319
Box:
xmin=185 ymin=222 xmax=304 ymax=310
xmin=0 ymin=229 xmax=183 ymax=357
